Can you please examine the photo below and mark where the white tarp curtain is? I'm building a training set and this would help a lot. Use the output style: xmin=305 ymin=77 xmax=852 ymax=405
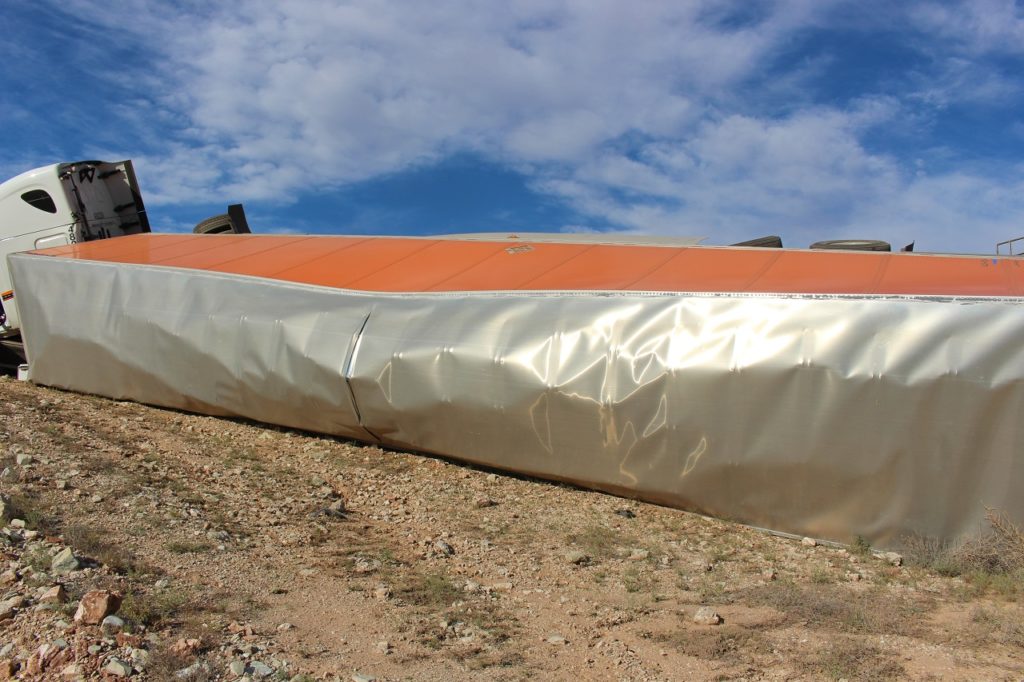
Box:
xmin=11 ymin=252 xmax=1024 ymax=547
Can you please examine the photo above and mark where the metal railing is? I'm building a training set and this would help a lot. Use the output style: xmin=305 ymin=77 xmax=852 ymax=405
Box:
xmin=996 ymin=236 xmax=1024 ymax=256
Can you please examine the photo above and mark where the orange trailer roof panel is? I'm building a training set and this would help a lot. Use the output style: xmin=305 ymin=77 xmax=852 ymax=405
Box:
xmin=520 ymin=244 xmax=681 ymax=291
xmin=30 ymin=233 xmax=1024 ymax=298
xmin=426 ymin=242 xmax=592 ymax=291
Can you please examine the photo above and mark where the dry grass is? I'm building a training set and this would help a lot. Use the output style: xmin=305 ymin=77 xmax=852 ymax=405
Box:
xmin=63 ymin=523 xmax=154 ymax=576
xmin=396 ymin=572 xmax=462 ymax=608
xmin=565 ymin=524 xmax=626 ymax=561
xmin=3 ymin=492 xmax=59 ymax=534
xmin=797 ymin=635 xmax=905 ymax=680
xmin=904 ymin=508 xmax=1024 ymax=599
xmin=119 ymin=587 xmax=193 ymax=628
xmin=743 ymin=581 xmax=929 ymax=636
xmin=165 ymin=540 xmax=214 ymax=554
xmin=659 ymin=625 xmax=765 ymax=663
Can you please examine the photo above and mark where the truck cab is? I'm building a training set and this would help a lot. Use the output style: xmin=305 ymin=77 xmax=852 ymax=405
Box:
xmin=0 ymin=160 xmax=150 ymax=337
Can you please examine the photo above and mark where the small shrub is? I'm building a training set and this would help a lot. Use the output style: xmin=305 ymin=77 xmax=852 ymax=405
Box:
xmin=851 ymin=535 xmax=872 ymax=556
xmin=398 ymin=573 xmax=461 ymax=607
xmin=802 ymin=635 xmax=904 ymax=680
xmin=744 ymin=581 xmax=927 ymax=636
xmin=565 ymin=525 xmax=625 ymax=561
xmin=903 ymin=508 xmax=1024 ymax=598
xmin=119 ymin=588 xmax=191 ymax=627
xmin=4 ymin=492 xmax=58 ymax=534
xmin=64 ymin=524 xmax=152 ymax=576
xmin=165 ymin=540 xmax=213 ymax=554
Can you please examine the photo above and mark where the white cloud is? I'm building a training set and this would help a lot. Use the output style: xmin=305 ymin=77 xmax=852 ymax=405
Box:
xmin=910 ymin=0 xmax=1024 ymax=55
xmin=44 ymin=0 xmax=1024 ymax=252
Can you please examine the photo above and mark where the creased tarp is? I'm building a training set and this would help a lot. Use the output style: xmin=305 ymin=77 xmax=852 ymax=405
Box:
xmin=10 ymin=252 xmax=1024 ymax=547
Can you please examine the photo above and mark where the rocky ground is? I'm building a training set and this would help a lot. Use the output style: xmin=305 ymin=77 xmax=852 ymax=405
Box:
xmin=0 ymin=374 xmax=1023 ymax=681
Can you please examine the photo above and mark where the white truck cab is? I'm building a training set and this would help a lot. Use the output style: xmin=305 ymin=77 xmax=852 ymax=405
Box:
xmin=0 ymin=160 xmax=150 ymax=337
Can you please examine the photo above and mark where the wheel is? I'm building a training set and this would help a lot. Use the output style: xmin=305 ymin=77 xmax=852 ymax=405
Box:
xmin=732 ymin=235 xmax=783 ymax=248
xmin=809 ymin=239 xmax=891 ymax=252
xmin=193 ymin=214 xmax=236 ymax=234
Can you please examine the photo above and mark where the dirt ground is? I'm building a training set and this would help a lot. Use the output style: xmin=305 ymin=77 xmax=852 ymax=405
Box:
xmin=1 ymin=374 xmax=1023 ymax=681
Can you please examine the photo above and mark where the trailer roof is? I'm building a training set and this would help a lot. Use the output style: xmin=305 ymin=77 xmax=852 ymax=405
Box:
xmin=32 ymin=233 xmax=1024 ymax=297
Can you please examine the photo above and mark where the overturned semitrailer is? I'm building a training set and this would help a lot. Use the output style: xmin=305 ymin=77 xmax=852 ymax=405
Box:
xmin=9 ymin=233 xmax=1024 ymax=548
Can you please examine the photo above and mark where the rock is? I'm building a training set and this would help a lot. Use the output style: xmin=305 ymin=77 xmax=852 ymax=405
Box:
xmin=88 ymin=645 xmax=103 ymax=655
xmin=545 ymin=634 xmax=568 ymax=645
xmin=0 ymin=497 xmax=7 ymax=521
xmin=375 ymin=640 xmax=391 ymax=655
xmin=372 ymin=584 xmax=391 ymax=600
xmin=474 ymin=497 xmax=496 ymax=508
xmin=249 ymin=661 xmax=273 ymax=678
xmin=628 ymin=548 xmax=650 ymax=561
xmin=276 ymin=622 xmax=294 ymax=632
xmin=175 ymin=662 xmax=210 ymax=679
xmin=352 ymin=557 xmax=381 ymax=575
xmin=74 ymin=590 xmax=122 ymax=624
xmin=15 ymin=454 xmax=32 ymax=466
xmin=0 ymin=596 xmax=24 ymax=621
xmin=131 ymin=649 xmax=150 ymax=669
xmin=55 ymin=480 xmax=68 ymax=490
xmin=693 ymin=607 xmax=723 ymax=625
xmin=101 ymin=615 xmax=126 ymax=634
xmin=227 ymin=621 xmax=252 ymax=636
xmin=170 ymin=638 xmax=202 ymax=657
xmin=51 ymin=548 xmax=79 ymax=575
xmin=8 ymin=520 xmax=24 ymax=530
xmin=0 ymin=659 xmax=15 ymax=679
xmin=565 ymin=550 xmax=589 ymax=565
xmin=325 ymin=499 xmax=347 ymax=518
xmin=0 ymin=570 xmax=17 ymax=586
xmin=154 ymin=578 xmax=170 ymax=589
xmin=351 ymin=674 xmax=376 ymax=682
xmin=801 ymin=537 xmax=817 ymax=547
xmin=116 ymin=633 xmax=143 ymax=647
xmin=762 ymin=568 xmax=778 ymax=581
xmin=881 ymin=551 xmax=903 ymax=567
xmin=433 ymin=539 xmax=455 ymax=556
xmin=228 ymin=660 xmax=246 ymax=676
xmin=60 ymin=663 xmax=82 ymax=678
xmin=105 ymin=658 xmax=132 ymax=677
xmin=614 ymin=509 xmax=636 ymax=519
xmin=40 ymin=585 xmax=67 ymax=604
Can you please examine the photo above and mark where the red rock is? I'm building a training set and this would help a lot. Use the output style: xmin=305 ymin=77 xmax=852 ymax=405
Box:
xmin=40 ymin=584 xmax=67 ymax=604
xmin=116 ymin=633 xmax=143 ymax=647
xmin=47 ymin=649 xmax=73 ymax=672
xmin=169 ymin=637 xmax=202 ymax=656
xmin=73 ymin=590 xmax=122 ymax=624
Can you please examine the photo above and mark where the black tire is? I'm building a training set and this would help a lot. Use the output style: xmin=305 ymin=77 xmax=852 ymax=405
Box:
xmin=809 ymin=239 xmax=891 ymax=252
xmin=193 ymin=214 xmax=236 ymax=234
xmin=732 ymin=235 xmax=783 ymax=248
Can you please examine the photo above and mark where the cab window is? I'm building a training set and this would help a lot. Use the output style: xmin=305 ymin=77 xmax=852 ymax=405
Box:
xmin=21 ymin=190 xmax=57 ymax=214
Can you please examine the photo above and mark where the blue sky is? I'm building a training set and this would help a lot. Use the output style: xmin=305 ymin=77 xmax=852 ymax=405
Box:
xmin=4 ymin=1 xmax=1024 ymax=253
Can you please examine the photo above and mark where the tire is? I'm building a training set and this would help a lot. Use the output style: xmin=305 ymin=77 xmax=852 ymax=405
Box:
xmin=732 ymin=235 xmax=783 ymax=248
xmin=809 ymin=239 xmax=891 ymax=252
xmin=193 ymin=214 xmax=236 ymax=234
